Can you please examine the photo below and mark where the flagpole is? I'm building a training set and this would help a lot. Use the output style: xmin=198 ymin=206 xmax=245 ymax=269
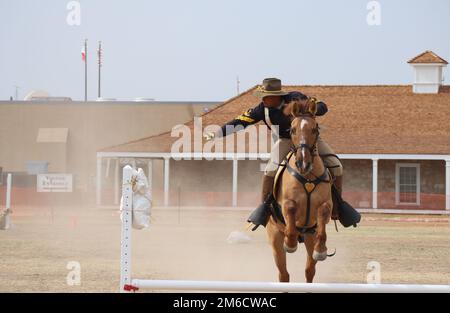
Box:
xmin=84 ymin=39 xmax=88 ymax=102
xmin=98 ymin=41 xmax=102 ymax=99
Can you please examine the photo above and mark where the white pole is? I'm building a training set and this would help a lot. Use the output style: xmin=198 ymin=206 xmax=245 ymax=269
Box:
xmin=132 ymin=279 xmax=450 ymax=293
xmin=232 ymin=159 xmax=238 ymax=207
xmin=120 ymin=165 xmax=133 ymax=292
xmin=446 ymin=160 xmax=450 ymax=210
xmin=6 ymin=173 xmax=12 ymax=210
xmin=164 ymin=158 xmax=170 ymax=207
xmin=372 ymin=158 xmax=378 ymax=209
xmin=114 ymin=159 xmax=120 ymax=205
xmin=96 ymin=156 xmax=102 ymax=206
xmin=1 ymin=173 xmax=12 ymax=229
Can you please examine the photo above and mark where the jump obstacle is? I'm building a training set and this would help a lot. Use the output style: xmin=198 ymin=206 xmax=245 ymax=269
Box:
xmin=119 ymin=165 xmax=450 ymax=293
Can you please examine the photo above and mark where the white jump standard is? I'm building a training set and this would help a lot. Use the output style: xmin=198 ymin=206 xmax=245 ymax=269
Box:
xmin=119 ymin=165 xmax=450 ymax=293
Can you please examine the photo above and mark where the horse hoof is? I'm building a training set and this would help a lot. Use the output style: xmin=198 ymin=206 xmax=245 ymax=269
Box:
xmin=313 ymin=250 xmax=327 ymax=261
xmin=283 ymin=243 xmax=297 ymax=253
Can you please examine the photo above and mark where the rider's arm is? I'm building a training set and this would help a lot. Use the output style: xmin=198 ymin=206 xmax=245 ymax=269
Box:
xmin=311 ymin=98 xmax=328 ymax=116
xmin=217 ymin=103 xmax=264 ymax=137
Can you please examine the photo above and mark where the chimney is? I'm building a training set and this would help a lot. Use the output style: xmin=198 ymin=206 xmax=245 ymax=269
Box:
xmin=408 ymin=50 xmax=448 ymax=94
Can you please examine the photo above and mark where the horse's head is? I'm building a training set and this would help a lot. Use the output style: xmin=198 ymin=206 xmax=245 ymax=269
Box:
xmin=288 ymin=98 xmax=320 ymax=175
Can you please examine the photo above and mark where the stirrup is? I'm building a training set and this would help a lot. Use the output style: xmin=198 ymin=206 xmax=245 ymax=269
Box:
xmin=246 ymin=202 xmax=271 ymax=231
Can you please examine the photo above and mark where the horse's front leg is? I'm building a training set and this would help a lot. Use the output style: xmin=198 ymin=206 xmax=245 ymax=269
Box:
xmin=304 ymin=234 xmax=317 ymax=283
xmin=313 ymin=202 xmax=332 ymax=261
xmin=266 ymin=220 xmax=290 ymax=282
xmin=283 ymin=199 xmax=298 ymax=253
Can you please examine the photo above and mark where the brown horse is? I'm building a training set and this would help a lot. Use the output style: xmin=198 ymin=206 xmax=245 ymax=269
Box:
xmin=266 ymin=99 xmax=333 ymax=283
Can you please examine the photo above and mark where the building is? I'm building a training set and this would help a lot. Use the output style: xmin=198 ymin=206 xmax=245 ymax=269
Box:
xmin=0 ymin=99 xmax=220 ymax=206
xmin=97 ymin=51 xmax=450 ymax=212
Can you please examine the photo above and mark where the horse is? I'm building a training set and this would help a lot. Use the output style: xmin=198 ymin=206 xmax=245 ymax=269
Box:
xmin=266 ymin=98 xmax=333 ymax=283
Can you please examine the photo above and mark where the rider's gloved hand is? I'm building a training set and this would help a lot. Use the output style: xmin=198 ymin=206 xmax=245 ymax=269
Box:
xmin=203 ymin=131 xmax=216 ymax=141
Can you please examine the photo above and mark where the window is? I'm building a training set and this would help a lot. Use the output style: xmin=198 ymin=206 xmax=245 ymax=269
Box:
xmin=395 ymin=163 xmax=420 ymax=205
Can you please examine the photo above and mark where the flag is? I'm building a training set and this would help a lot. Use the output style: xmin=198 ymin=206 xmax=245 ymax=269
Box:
xmin=81 ymin=46 xmax=86 ymax=62
xmin=97 ymin=42 xmax=102 ymax=67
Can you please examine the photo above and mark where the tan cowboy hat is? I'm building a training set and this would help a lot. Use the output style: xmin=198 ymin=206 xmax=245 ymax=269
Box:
xmin=254 ymin=78 xmax=289 ymax=98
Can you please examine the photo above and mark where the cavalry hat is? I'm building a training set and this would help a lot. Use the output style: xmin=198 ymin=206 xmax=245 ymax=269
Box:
xmin=254 ymin=78 xmax=289 ymax=98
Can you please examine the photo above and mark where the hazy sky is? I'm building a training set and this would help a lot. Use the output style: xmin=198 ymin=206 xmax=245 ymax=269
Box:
xmin=1 ymin=0 xmax=449 ymax=101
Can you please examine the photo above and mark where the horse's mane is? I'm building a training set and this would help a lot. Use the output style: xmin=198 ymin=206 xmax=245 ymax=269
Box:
xmin=289 ymin=97 xmax=318 ymax=118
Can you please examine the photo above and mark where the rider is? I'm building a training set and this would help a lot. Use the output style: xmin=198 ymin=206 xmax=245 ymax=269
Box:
xmin=204 ymin=78 xmax=344 ymax=230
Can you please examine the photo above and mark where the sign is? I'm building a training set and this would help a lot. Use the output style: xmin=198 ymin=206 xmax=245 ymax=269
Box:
xmin=37 ymin=174 xmax=73 ymax=192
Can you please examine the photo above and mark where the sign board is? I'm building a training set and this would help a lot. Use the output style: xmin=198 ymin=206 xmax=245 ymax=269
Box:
xmin=37 ymin=174 xmax=73 ymax=192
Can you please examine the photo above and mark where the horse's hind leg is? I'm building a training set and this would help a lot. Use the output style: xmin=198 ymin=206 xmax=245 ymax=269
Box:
xmin=266 ymin=221 xmax=289 ymax=282
xmin=282 ymin=200 xmax=298 ymax=253
xmin=304 ymin=234 xmax=317 ymax=283
xmin=313 ymin=202 xmax=332 ymax=261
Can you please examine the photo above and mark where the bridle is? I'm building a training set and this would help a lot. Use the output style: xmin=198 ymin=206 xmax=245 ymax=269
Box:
xmin=290 ymin=114 xmax=320 ymax=158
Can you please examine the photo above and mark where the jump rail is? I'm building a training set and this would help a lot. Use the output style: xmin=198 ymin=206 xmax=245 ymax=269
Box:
xmin=119 ymin=165 xmax=450 ymax=293
xmin=130 ymin=279 xmax=450 ymax=293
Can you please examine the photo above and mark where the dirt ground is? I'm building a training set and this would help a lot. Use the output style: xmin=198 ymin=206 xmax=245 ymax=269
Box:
xmin=0 ymin=205 xmax=449 ymax=292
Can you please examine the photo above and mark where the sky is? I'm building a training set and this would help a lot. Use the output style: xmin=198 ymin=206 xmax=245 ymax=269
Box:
xmin=0 ymin=0 xmax=449 ymax=101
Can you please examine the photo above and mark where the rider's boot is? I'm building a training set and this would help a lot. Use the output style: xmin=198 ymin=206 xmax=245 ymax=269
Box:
xmin=247 ymin=175 xmax=274 ymax=231
xmin=334 ymin=175 xmax=343 ymax=196
xmin=333 ymin=175 xmax=361 ymax=228
xmin=330 ymin=174 xmax=343 ymax=220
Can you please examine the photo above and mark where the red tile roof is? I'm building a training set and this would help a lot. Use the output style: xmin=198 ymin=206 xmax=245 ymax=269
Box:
xmin=408 ymin=51 xmax=448 ymax=64
xmin=101 ymin=85 xmax=450 ymax=155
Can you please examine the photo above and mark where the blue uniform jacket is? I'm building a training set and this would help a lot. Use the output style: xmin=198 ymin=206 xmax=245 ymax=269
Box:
xmin=219 ymin=91 xmax=328 ymax=139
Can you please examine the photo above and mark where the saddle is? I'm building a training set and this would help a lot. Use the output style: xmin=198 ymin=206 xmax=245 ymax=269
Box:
xmin=270 ymin=152 xmax=360 ymax=232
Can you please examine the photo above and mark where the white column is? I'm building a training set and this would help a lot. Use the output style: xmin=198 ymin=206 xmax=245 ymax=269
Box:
xmin=6 ymin=173 xmax=12 ymax=210
xmin=105 ymin=157 xmax=111 ymax=178
xmin=96 ymin=156 xmax=102 ymax=206
xmin=446 ymin=160 xmax=450 ymax=210
xmin=120 ymin=165 xmax=133 ymax=292
xmin=232 ymin=159 xmax=238 ymax=207
xmin=114 ymin=158 xmax=120 ymax=205
xmin=147 ymin=160 xmax=153 ymax=204
xmin=372 ymin=158 xmax=378 ymax=209
xmin=147 ymin=159 xmax=153 ymax=188
xmin=164 ymin=158 xmax=170 ymax=207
